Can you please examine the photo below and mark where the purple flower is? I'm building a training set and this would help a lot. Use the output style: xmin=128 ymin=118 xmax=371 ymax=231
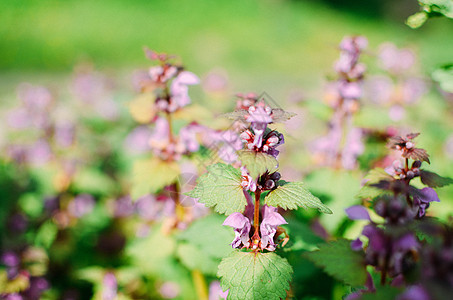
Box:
xmin=1 ymin=251 xmax=20 ymax=268
xmin=170 ymin=71 xmax=199 ymax=110
xmin=245 ymin=104 xmax=273 ymax=148
xmin=68 ymin=194 xmax=95 ymax=218
xmin=223 ymin=213 xmax=252 ymax=249
xmin=345 ymin=205 xmax=371 ymax=221
xmin=342 ymin=127 xmax=364 ymax=169
xmin=378 ymin=43 xmax=415 ymax=74
xmin=54 ymin=122 xmax=75 ymax=148
xmin=179 ymin=123 xmax=202 ymax=153
xmin=209 ymin=280 xmax=228 ymax=300
xmin=27 ymin=140 xmax=52 ymax=166
xmin=397 ymin=285 xmax=430 ymax=300
xmin=338 ymin=80 xmax=362 ymax=100
xmin=240 ymin=167 xmax=257 ymax=192
xmin=102 ymin=272 xmax=117 ymax=300
xmin=149 ymin=65 xmax=178 ymax=83
xmin=159 ymin=281 xmax=180 ymax=299
xmin=260 ymin=205 xmax=287 ymax=251
xmin=124 ymin=126 xmax=153 ymax=155
xmin=413 ymin=187 xmax=440 ymax=218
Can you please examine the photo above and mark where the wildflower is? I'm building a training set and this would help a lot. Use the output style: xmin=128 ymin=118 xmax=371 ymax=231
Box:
xmin=223 ymin=213 xmax=252 ymax=249
xmin=260 ymin=205 xmax=287 ymax=251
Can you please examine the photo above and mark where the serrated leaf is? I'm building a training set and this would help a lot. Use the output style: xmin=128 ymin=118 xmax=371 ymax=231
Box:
xmin=130 ymin=157 xmax=180 ymax=200
xmin=265 ymin=181 xmax=332 ymax=214
xmin=304 ymin=239 xmax=366 ymax=287
xmin=420 ymin=170 xmax=453 ymax=187
xmin=186 ymin=163 xmax=245 ymax=215
xmin=217 ymin=250 xmax=292 ymax=300
xmin=238 ymin=150 xmax=278 ymax=179
xmin=128 ymin=92 xmax=157 ymax=124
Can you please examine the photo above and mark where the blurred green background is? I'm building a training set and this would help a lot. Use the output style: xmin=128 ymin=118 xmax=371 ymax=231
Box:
xmin=1 ymin=0 xmax=453 ymax=93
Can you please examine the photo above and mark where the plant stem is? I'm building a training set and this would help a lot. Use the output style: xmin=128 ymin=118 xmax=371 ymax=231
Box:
xmin=253 ymin=189 xmax=261 ymax=235
xmin=192 ymin=270 xmax=208 ymax=300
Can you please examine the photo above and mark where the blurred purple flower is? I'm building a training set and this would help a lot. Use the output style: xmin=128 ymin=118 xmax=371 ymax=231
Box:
xmin=1 ymin=251 xmax=20 ymax=267
xmin=342 ymin=127 xmax=364 ymax=169
xmin=68 ymin=194 xmax=95 ymax=218
xmin=170 ymin=71 xmax=199 ymax=110
xmin=101 ymin=272 xmax=117 ymax=300
xmin=402 ymin=77 xmax=428 ymax=104
xmin=209 ymin=280 xmax=228 ymax=300
xmin=114 ymin=196 xmax=135 ymax=218
xmin=364 ymin=75 xmax=393 ymax=104
xmin=345 ymin=205 xmax=371 ymax=221
xmin=54 ymin=122 xmax=75 ymax=148
xmin=397 ymin=285 xmax=430 ymax=300
xmin=413 ymin=187 xmax=440 ymax=218
xmin=159 ymin=281 xmax=180 ymax=299
xmin=260 ymin=205 xmax=287 ymax=251
xmin=27 ymin=140 xmax=52 ymax=166
xmin=124 ymin=126 xmax=153 ymax=155
xmin=378 ymin=43 xmax=415 ymax=74
xmin=7 ymin=213 xmax=28 ymax=234
xmin=223 ymin=212 xmax=251 ymax=249
xmin=23 ymin=277 xmax=49 ymax=300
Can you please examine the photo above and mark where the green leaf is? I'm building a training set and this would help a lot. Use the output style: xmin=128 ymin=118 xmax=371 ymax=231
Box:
xmin=406 ymin=11 xmax=428 ymax=28
xmin=128 ymin=92 xmax=157 ymax=124
xmin=72 ymin=167 xmax=116 ymax=196
xmin=176 ymin=243 xmax=219 ymax=275
xmin=35 ymin=221 xmax=58 ymax=249
xmin=356 ymin=168 xmax=393 ymax=199
xmin=360 ymin=285 xmax=401 ymax=300
xmin=217 ymin=250 xmax=293 ymax=300
xmin=238 ymin=150 xmax=278 ymax=179
xmin=304 ymin=239 xmax=367 ymax=287
xmin=433 ymin=64 xmax=453 ymax=93
xmin=265 ymin=181 xmax=332 ymax=214
xmin=130 ymin=157 xmax=180 ymax=200
xmin=420 ymin=170 xmax=453 ymax=187
xmin=178 ymin=214 xmax=234 ymax=258
xmin=186 ymin=163 xmax=245 ymax=215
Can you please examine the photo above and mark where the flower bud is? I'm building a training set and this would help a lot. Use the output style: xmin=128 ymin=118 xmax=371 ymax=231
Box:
xmin=264 ymin=179 xmax=275 ymax=190
xmin=405 ymin=142 xmax=414 ymax=149
xmin=270 ymin=172 xmax=281 ymax=181
xmin=406 ymin=170 xmax=415 ymax=180
xmin=412 ymin=161 xmax=422 ymax=168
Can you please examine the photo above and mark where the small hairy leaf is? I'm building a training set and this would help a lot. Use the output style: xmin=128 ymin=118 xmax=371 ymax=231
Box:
xmin=404 ymin=148 xmax=430 ymax=163
xmin=420 ymin=170 xmax=453 ymax=188
xmin=265 ymin=181 xmax=332 ymax=214
xmin=128 ymin=92 xmax=157 ymax=124
xmin=186 ymin=163 xmax=245 ymax=215
xmin=131 ymin=158 xmax=180 ymax=200
xmin=217 ymin=250 xmax=293 ymax=300
xmin=238 ymin=150 xmax=278 ymax=179
xmin=304 ymin=239 xmax=367 ymax=287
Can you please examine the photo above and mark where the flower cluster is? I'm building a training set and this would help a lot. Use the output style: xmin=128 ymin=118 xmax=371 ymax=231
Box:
xmin=221 ymin=98 xmax=289 ymax=251
xmin=312 ymin=36 xmax=367 ymax=169
xmin=365 ymin=43 xmax=427 ymax=121
xmin=346 ymin=132 xmax=452 ymax=296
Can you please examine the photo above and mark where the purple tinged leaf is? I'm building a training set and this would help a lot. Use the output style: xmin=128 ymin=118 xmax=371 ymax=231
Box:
xmin=345 ymin=205 xmax=371 ymax=221
xmin=420 ymin=170 xmax=453 ymax=188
